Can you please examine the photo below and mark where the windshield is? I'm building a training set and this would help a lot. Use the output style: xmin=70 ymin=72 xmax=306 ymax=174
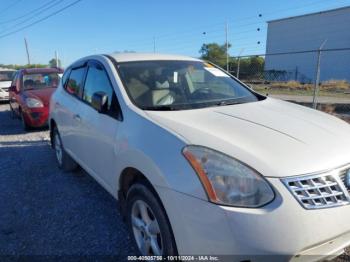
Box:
xmin=0 ymin=71 xmax=15 ymax=82
xmin=117 ymin=60 xmax=260 ymax=110
xmin=23 ymin=72 xmax=61 ymax=90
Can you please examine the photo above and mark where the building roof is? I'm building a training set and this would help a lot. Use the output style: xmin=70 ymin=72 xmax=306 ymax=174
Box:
xmin=108 ymin=52 xmax=201 ymax=62
xmin=267 ymin=5 xmax=350 ymax=23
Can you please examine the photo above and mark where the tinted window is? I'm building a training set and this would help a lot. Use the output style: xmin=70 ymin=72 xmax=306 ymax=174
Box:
xmin=66 ymin=67 xmax=86 ymax=97
xmin=83 ymin=64 xmax=114 ymax=109
xmin=23 ymin=73 xmax=61 ymax=90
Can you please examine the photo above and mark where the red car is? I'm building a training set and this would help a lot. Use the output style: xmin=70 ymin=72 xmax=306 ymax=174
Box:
xmin=9 ymin=68 xmax=63 ymax=130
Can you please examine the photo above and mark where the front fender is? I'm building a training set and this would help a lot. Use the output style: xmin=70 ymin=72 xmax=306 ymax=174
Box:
xmin=113 ymin=113 xmax=207 ymax=201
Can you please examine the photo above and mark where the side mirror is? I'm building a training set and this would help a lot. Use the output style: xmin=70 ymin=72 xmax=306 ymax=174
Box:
xmin=91 ymin=91 xmax=108 ymax=113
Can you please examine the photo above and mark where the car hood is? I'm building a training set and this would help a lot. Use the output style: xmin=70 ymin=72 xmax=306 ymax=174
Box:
xmin=0 ymin=81 xmax=11 ymax=88
xmin=145 ymin=98 xmax=350 ymax=178
xmin=24 ymin=88 xmax=56 ymax=107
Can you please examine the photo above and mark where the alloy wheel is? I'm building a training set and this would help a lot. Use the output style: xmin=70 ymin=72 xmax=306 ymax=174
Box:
xmin=131 ymin=200 xmax=163 ymax=256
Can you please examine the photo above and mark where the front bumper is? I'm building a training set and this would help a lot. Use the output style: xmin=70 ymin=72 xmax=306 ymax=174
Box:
xmin=22 ymin=107 xmax=49 ymax=127
xmin=0 ymin=90 xmax=9 ymax=101
xmin=156 ymin=177 xmax=350 ymax=261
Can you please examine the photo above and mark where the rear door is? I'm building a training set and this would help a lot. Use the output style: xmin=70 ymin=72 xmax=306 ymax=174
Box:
xmin=75 ymin=60 xmax=122 ymax=190
xmin=56 ymin=64 xmax=87 ymax=159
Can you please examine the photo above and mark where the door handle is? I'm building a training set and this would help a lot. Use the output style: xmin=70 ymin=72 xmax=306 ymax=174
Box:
xmin=73 ymin=114 xmax=81 ymax=121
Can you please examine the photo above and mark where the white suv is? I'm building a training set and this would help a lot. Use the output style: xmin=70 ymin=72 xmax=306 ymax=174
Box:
xmin=49 ymin=53 xmax=350 ymax=260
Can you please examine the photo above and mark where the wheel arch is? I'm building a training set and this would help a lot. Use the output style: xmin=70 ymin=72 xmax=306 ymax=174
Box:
xmin=118 ymin=166 xmax=178 ymax=254
xmin=118 ymin=167 xmax=161 ymax=216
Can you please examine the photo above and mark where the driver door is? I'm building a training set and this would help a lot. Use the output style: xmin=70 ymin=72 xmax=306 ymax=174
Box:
xmin=75 ymin=60 xmax=122 ymax=192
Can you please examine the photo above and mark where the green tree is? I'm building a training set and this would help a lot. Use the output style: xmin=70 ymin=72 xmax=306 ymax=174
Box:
xmin=199 ymin=42 xmax=231 ymax=68
xmin=49 ymin=58 xmax=61 ymax=68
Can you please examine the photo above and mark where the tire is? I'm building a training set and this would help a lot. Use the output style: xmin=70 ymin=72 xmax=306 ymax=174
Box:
xmin=52 ymin=126 xmax=78 ymax=172
xmin=126 ymin=182 xmax=177 ymax=256
xmin=9 ymin=103 xmax=16 ymax=119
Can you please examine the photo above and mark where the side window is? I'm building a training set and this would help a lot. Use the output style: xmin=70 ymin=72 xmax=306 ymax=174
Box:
xmin=83 ymin=64 xmax=114 ymax=109
xmin=65 ymin=67 xmax=86 ymax=97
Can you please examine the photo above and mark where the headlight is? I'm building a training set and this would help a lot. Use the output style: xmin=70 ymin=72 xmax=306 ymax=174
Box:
xmin=26 ymin=98 xmax=43 ymax=108
xmin=183 ymin=146 xmax=274 ymax=207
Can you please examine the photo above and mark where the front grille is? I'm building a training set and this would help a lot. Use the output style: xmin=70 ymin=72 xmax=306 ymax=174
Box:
xmin=282 ymin=167 xmax=350 ymax=209
xmin=0 ymin=87 xmax=9 ymax=92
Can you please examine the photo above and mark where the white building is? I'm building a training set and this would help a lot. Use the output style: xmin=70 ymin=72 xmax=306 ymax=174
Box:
xmin=264 ymin=6 xmax=350 ymax=83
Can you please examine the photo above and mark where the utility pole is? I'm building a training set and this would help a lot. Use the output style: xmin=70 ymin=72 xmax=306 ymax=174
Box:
xmin=24 ymin=38 xmax=31 ymax=65
xmin=153 ymin=36 xmax=156 ymax=53
xmin=225 ymin=20 xmax=229 ymax=72
xmin=312 ymin=39 xmax=327 ymax=109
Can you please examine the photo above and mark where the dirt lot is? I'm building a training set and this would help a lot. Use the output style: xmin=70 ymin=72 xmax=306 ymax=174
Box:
xmin=0 ymin=102 xmax=349 ymax=261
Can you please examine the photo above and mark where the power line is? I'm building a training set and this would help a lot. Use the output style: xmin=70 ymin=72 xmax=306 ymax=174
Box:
xmin=150 ymin=0 xmax=330 ymax=41
xmin=0 ymin=0 xmax=82 ymax=39
xmin=0 ymin=0 xmax=64 ymax=34
xmin=139 ymin=0 xmax=336 ymax=43
xmin=124 ymin=0 xmax=350 ymax=52
xmin=0 ymin=0 xmax=24 ymax=16
xmin=0 ymin=0 xmax=61 ymax=25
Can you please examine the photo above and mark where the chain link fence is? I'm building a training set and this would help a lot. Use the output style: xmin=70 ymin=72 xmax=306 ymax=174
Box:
xmin=229 ymin=48 xmax=350 ymax=119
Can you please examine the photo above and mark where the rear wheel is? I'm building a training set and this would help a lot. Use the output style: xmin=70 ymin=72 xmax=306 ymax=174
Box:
xmin=52 ymin=127 xmax=78 ymax=172
xmin=126 ymin=182 xmax=177 ymax=256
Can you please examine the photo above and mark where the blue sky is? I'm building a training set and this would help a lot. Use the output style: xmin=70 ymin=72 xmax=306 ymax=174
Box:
xmin=0 ymin=0 xmax=349 ymax=66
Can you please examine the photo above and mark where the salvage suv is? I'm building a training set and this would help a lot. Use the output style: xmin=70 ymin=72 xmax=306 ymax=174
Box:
xmin=49 ymin=53 xmax=350 ymax=261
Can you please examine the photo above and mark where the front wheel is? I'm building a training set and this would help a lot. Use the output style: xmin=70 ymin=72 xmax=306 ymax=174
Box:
xmin=52 ymin=127 xmax=78 ymax=172
xmin=9 ymin=103 xmax=16 ymax=119
xmin=20 ymin=110 xmax=31 ymax=131
xmin=126 ymin=182 xmax=177 ymax=256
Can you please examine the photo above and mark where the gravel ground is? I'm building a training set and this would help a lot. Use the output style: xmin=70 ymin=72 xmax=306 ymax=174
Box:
xmin=0 ymin=103 xmax=136 ymax=259
xmin=0 ymin=102 xmax=350 ymax=261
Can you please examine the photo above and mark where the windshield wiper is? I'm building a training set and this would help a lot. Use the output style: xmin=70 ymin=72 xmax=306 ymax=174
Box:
xmin=142 ymin=105 xmax=180 ymax=111
xmin=215 ymin=100 xmax=244 ymax=106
